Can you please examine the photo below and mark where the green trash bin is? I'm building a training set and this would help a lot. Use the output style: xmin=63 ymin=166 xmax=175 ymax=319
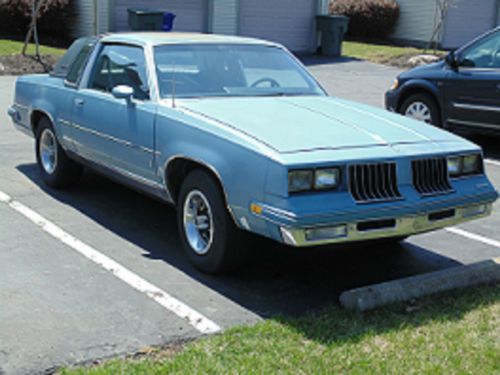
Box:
xmin=316 ymin=15 xmax=349 ymax=57
xmin=128 ymin=8 xmax=164 ymax=31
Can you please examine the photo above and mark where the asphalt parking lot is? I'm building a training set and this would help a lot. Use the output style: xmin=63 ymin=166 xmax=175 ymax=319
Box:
xmin=1 ymin=58 xmax=500 ymax=374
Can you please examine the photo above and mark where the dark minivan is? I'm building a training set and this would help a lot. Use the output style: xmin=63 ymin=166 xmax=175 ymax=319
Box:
xmin=386 ymin=27 xmax=500 ymax=133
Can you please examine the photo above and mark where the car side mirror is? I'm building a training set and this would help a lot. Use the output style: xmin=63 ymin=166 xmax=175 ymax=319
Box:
xmin=112 ymin=85 xmax=134 ymax=101
xmin=445 ymin=50 xmax=459 ymax=71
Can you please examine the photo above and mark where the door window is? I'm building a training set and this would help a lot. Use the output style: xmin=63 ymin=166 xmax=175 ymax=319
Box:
xmin=460 ymin=31 xmax=500 ymax=68
xmin=89 ymin=44 xmax=150 ymax=100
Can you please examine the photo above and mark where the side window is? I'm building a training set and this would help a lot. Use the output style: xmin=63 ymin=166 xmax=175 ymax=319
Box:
xmin=51 ymin=36 xmax=96 ymax=81
xmin=66 ymin=45 xmax=93 ymax=84
xmin=460 ymin=32 xmax=500 ymax=69
xmin=89 ymin=45 xmax=150 ymax=100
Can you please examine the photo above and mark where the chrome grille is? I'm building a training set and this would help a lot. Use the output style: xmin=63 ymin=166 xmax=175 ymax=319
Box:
xmin=412 ymin=157 xmax=453 ymax=196
xmin=348 ymin=162 xmax=402 ymax=203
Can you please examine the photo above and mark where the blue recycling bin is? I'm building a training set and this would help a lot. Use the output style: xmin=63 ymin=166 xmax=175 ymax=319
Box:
xmin=162 ymin=12 xmax=176 ymax=31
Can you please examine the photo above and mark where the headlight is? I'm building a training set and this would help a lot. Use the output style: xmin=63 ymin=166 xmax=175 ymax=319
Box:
xmin=390 ymin=78 xmax=399 ymax=90
xmin=314 ymin=168 xmax=340 ymax=190
xmin=462 ymin=154 xmax=481 ymax=174
xmin=447 ymin=154 xmax=483 ymax=178
xmin=447 ymin=156 xmax=461 ymax=177
xmin=288 ymin=170 xmax=313 ymax=192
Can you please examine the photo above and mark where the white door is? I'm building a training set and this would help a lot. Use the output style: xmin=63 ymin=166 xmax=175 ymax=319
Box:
xmin=239 ymin=0 xmax=316 ymax=52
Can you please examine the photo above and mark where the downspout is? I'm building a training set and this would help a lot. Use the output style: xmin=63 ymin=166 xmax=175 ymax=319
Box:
xmin=93 ymin=0 xmax=98 ymax=35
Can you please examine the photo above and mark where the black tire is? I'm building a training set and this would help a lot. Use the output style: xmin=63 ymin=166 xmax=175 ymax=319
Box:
xmin=400 ymin=93 xmax=441 ymax=127
xmin=35 ymin=117 xmax=82 ymax=189
xmin=177 ymin=169 xmax=246 ymax=274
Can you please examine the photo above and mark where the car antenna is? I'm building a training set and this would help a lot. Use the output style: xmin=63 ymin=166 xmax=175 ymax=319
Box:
xmin=171 ymin=61 xmax=176 ymax=108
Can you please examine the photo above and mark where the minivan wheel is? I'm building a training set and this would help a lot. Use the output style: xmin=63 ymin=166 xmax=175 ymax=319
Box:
xmin=35 ymin=117 xmax=82 ymax=188
xmin=400 ymin=93 xmax=441 ymax=127
xmin=177 ymin=169 xmax=246 ymax=274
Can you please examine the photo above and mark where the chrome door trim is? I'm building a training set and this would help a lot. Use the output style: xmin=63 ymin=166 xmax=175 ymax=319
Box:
xmin=67 ymin=144 xmax=166 ymax=193
xmin=66 ymin=121 xmax=157 ymax=154
xmin=452 ymin=102 xmax=500 ymax=113
xmin=448 ymin=118 xmax=500 ymax=130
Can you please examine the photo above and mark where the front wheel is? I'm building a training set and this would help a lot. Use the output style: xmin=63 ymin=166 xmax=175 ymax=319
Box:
xmin=177 ymin=169 xmax=246 ymax=274
xmin=35 ymin=117 xmax=82 ymax=189
xmin=400 ymin=93 xmax=441 ymax=127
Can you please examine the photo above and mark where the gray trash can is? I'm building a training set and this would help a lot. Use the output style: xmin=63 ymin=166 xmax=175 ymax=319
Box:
xmin=128 ymin=8 xmax=164 ymax=31
xmin=316 ymin=15 xmax=349 ymax=57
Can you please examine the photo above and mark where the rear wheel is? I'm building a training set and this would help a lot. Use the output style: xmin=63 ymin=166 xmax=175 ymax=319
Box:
xmin=400 ymin=93 xmax=441 ymax=127
xmin=177 ymin=169 xmax=246 ymax=274
xmin=35 ymin=117 xmax=82 ymax=189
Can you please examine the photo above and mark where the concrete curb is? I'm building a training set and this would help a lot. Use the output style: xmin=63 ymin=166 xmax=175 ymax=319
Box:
xmin=339 ymin=257 xmax=500 ymax=312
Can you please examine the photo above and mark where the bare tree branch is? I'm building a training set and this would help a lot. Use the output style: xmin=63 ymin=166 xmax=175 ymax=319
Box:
xmin=426 ymin=0 xmax=455 ymax=53
xmin=22 ymin=0 xmax=50 ymax=72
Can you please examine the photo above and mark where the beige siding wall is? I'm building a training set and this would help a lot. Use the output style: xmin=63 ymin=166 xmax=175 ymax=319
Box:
xmin=210 ymin=0 xmax=238 ymax=35
xmin=72 ymin=0 xmax=110 ymax=37
xmin=239 ymin=0 xmax=316 ymax=52
xmin=113 ymin=0 xmax=207 ymax=32
xmin=392 ymin=0 xmax=439 ymax=43
xmin=441 ymin=0 xmax=496 ymax=49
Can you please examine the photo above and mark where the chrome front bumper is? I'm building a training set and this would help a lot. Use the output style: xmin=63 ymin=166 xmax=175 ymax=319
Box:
xmin=280 ymin=203 xmax=492 ymax=247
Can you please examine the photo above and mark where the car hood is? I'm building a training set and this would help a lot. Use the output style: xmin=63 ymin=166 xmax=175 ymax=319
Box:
xmin=400 ymin=60 xmax=446 ymax=79
xmin=177 ymin=96 xmax=463 ymax=154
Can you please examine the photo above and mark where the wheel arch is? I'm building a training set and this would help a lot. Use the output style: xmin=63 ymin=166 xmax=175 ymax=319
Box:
xmin=30 ymin=108 xmax=55 ymax=135
xmin=164 ymin=156 xmax=238 ymax=225
xmin=397 ymin=81 xmax=443 ymax=123
xmin=396 ymin=82 xmax=441 ymax=112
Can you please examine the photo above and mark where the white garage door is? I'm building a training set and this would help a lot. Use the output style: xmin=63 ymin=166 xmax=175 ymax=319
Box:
xmin=114 ymin=0 xmax=207 ymax=32
xmin=239 ymin=0 xmax=316 ymax=52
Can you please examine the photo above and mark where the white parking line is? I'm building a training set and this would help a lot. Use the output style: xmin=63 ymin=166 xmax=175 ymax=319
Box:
xmin=0 ymin=190 xmax=220 ymax=335
xmin=446 ymin=227 xmax=500 ymax=249
xmin=485 ymin=159 xmax=500 ymax=167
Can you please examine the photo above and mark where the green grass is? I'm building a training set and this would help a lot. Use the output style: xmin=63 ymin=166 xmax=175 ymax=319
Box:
xmin=342 ymin=40 xmax=444 ymax=65
xmin=0 ymin=39 xmax=65 ymax=56
xmin=60 ymin=284 xmax=499 ymax=374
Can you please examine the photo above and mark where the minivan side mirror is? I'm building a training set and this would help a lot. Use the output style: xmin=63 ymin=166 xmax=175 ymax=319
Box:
xmin=445 ymin=50 xmax=459 ymax=71
xmin=112 ymin=85 xmax=134 ymax=101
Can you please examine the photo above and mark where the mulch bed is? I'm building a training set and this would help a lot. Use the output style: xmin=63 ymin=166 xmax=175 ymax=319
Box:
xmin=0 ymin=54 xmax=60 ymax=75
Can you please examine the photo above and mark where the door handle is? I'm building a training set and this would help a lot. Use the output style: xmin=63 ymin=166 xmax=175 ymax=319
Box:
xmin=74 ymin=98 xmax=85 ymax=106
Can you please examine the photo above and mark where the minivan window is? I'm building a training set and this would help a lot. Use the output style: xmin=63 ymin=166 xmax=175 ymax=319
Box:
xmin=460 ymin=31 xmax=500 ymax=68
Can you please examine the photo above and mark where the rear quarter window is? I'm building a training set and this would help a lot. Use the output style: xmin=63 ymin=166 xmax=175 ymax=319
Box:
xmin=51 ymin=37 xmax=97 ymax=83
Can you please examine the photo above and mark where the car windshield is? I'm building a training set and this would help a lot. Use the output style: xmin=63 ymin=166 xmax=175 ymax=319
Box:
xmin=154 ymin=44 xmax=325 ymax=98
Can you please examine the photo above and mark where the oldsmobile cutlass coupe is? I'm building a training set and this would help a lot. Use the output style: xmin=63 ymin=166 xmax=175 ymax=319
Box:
xmin=8 ymin=33 xmax=498 ymax=273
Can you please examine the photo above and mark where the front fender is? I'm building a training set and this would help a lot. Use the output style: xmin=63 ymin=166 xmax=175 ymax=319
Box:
xmin=399 ymin=78 xmax=443 ymax=108
xmin=155 ymin=111 xmax=272 ymax=230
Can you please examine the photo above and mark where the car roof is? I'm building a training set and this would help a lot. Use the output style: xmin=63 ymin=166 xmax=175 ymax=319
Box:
xmin=100 ymin=32 xmax=281 ymax=48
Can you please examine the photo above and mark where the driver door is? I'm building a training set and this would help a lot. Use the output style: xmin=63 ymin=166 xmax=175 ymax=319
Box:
xmin=445 ymin=30 xmax=500 ymax=130
xmin=71 ymin=44 xmax=158 ymax=182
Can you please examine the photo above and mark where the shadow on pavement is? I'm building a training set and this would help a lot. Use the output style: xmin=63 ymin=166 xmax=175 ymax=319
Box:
xmin=464 ymin=133 xmax=500 ymax=162
xmin=298 ymin=54 xmax=361 ymax=67
xmin=17 ymin=163 xmax=462 ymax=318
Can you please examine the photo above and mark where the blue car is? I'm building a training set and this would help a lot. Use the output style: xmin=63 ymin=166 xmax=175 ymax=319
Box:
xmin=8 ymin=33 xmax=498 ymax=273
xmin=386 ymin=27 xmax=500 ymax=132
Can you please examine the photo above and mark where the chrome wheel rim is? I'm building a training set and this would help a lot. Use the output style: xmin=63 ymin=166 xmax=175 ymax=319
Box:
xmin=405 ymin=101 xmax=432 ymax=123
xmin=39 ymin=128 xmax=57 ymax=174
xmin=183 ymin=190 xmax=214 ymax=255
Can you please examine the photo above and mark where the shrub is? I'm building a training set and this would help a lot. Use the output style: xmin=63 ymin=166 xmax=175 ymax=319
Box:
xmin=329 ymin=0 xmax=399 ymax=39
xmin=0 ymin=0 xmax=75 ymax=43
